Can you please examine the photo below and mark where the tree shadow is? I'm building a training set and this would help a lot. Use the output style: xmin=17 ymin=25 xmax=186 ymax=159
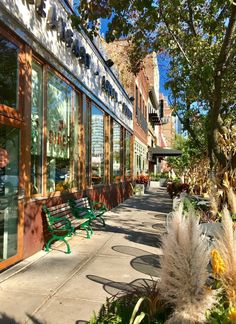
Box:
xmin=0 ymin=313 xmax=44 ymax=324
xmin=112 ymin=245 xmax=162 ymax=277
xmin=86 ymin=275 xmax=158 ymax=298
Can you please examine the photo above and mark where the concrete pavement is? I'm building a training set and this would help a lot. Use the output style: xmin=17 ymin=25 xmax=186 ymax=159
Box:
xmin=0 ymin=188 xmax=172 ymax=324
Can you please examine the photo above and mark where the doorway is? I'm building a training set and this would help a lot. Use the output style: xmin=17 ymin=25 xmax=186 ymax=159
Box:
xmin=0 ymin=27 xmax=26 ymax=270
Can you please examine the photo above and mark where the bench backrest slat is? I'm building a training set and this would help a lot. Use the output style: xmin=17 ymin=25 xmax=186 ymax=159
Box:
xmin=74 ymin=198 xmax=90 ymax=209
xmin=43 ymin=202 xmax=73 ymax=229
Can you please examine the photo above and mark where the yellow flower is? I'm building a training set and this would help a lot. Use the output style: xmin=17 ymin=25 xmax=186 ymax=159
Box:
xmin=211 ymin=249 xmax=226 ymax=275
xmin=228 ymin=307 xmax=236 ymax=321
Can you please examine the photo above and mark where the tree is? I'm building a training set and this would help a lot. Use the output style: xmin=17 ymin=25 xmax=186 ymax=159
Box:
xmin=73 ymin=0 xmax=236 ymax=212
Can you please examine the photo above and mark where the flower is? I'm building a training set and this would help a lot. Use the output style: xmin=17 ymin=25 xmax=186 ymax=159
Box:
xmin=135 ymin=175 xmax=149 ymax=184
xmin=228 ymin=306 xmax=236 ymax=321
xmin=211 ymin=249 xmax=226 ymax=275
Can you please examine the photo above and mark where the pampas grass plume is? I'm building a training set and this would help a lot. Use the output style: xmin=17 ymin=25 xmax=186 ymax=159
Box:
xmin=214 ymin=206 xmax=236 ymax=306
xmin=159 ymin=203 xmax=216 ymax=323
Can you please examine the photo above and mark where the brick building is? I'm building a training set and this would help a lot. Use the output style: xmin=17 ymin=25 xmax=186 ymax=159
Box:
xmin=102 ymin=39 xmax=149 ymax=176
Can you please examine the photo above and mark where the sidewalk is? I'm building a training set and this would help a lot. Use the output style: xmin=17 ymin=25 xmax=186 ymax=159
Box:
xmin=0 ymin=188 xmax=172 ymax=324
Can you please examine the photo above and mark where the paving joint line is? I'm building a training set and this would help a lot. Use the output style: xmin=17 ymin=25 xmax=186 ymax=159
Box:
xmin=23 ymin=232 xmax=116 ymax=324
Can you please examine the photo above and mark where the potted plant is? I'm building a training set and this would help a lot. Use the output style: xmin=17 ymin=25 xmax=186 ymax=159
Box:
xmin=135 ymin=175 xmax=150 ymax=193
xmin=159 ymin=172 xmax=169 ymax=187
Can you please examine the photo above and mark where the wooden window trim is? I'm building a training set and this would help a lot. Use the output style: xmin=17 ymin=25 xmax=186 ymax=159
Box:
xmin=0 ymin=26 xmax=25 ymax=119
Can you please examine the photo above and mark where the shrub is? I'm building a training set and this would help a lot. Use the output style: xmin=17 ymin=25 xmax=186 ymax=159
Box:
xmin=89 ymin=279 xmax=171 ymax=324
xmin=135 ymin=175 xmax=149 ymax=184
xmin=167 ymin=180 xmax=190 ymax=198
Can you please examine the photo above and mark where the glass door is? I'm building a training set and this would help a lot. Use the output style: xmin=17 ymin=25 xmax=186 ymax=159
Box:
xmin=0 ymin=124 xmax=20 ymax=262
xmin=0 ymin=27 xmax=25 ymax=269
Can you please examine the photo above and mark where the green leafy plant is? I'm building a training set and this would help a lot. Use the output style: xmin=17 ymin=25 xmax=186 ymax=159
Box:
xmin=129 ymin=297 xmax=146 ymax=324
xmin=89 ymin=279 xmax=170 ymax=324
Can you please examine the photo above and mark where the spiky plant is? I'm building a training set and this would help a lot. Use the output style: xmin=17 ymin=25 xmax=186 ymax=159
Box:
xmin=213 ymin=206 xmax=236 ymax=307
xmin=159 ymin=203 xmax=216 ymax=323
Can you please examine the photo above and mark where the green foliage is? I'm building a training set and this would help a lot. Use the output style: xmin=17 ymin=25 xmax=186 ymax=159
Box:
xmin=206 ymin=288 xmax=230 ymax=323
xmin=89 ymin=298 xmax=122 ymax=324
xmin=89 ymin=279 xmax=171 ymax=324
xmin=129 ymin=297 xmax=146 ymax=324
xmin=167 ymin=134 xmax=205 ymax=176
xmin=73 ymin=0 xmax=236 ymax=170
xmin=150 ymin=173 xmax=160 ymax=181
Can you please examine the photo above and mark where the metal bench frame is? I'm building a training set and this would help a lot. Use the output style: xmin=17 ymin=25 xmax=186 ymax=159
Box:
xmin=42 ymin=202 xmax=93 ymax=254
xmin=69 ymin=197 xmax=107 ymax=227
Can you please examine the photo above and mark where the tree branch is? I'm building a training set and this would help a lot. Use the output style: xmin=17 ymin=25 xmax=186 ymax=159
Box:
xmin=187 ymin=0 xmax=197 ymax=36
xmin=158 ymin=2 xmax=191 ymax=66
xmin=174 ymin=109 xmax=202 ymax=149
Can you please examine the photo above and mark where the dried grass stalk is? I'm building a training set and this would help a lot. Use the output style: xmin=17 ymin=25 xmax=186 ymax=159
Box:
xmin=214 ymin=206 xmax=236 ymax=306
xmin=160 ymin=204 xmax=216 ymax=323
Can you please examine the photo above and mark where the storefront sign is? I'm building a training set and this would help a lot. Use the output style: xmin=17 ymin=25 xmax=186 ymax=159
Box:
xmin=26 ymin=0 xmax=91 ymax=69
xmin=24 ymin=0 xmax=132 ymax=123
xmin=0 ymin=148 xmax=9 ymax=168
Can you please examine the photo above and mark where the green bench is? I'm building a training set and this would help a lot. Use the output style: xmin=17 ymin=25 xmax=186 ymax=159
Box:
xmin=69 ymin=197 xmax=107 ymax=227
xmin=42 ymin=202 xmax=93 ymax=254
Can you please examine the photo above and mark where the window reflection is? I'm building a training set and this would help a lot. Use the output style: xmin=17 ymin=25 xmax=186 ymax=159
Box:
xmin=112 ymin=122 xmax=121 ymax=181
xmin=46 ymin=72 xmax=73 ymax=192
xmin=0 ymin=125 xmax=19 ymax=260
xmin=31 ymin=62 xmax=43 ymax=194
xmin=0 ymin=35 xmax=19 ymax=109
xmin=91 ymin=106 xmax=104 ymax=185
xmin=125 ymin=131 xmax=131 ymax=177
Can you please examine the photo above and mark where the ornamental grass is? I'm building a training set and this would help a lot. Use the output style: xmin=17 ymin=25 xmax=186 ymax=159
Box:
xmin=212 ymin=206 xmax=236 ymax=308
xmin=159 ymin=203 xmax=216 ymax=323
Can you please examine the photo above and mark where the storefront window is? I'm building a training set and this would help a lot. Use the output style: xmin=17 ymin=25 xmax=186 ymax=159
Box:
xmin=85 ymin=100 xmax=91 ymax=186
xmin=31 ymin=61 xmax=43 ymax=194
xmin=0 ymin=35 xmax=19 ymax=109
xmin=0 ymin=125 xmax=19 ymax=260
xmin=125 ymin=131 xmax=131 ymax=177
xmin=91 ymin=105 xmax=104 ymax=185
xmin=46 ymin=72 xmax=73 ymax=192
xmin=112 ymin=122 xmax=121 ymax=181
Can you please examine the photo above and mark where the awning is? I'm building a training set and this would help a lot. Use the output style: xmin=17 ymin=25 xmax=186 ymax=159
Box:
xmin=149 ymin=146 xmax=182 ymax=157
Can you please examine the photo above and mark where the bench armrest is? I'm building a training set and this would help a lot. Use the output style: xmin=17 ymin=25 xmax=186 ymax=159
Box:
xmin=91 ymin=201 xmax=107 ymax=211
xmin=71 ymin=206 xmax=96 ymax=219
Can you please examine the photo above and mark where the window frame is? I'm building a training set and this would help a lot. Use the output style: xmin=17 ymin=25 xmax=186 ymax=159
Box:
xmin=0 ymin=26 xmax=25 ymax=121
xmin=30 ymin=57 xmax=82 ymax=197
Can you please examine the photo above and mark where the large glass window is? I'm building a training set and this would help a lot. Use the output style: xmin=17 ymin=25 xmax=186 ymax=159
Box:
xmin=46 ymin=72 xmax=73 ymax=192
xmin=31 ymin=61 xmax=43 ymax=195
xmin=125 ymin=131 xmax=131 ymax=177
xmin=0 ymin=125 xmax=19 ymax=260
xmin=112 ymin=122 xmax=121 ymax=182
xmin=0 ymin=35 xmax=19 ymax=109
xmin=91 ymin=105 xmax=104 ymax=185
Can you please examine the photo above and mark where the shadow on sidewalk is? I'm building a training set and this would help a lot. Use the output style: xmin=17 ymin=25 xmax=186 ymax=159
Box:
xmin=86 ymin=275 xmax=160 ymax=298
xmin=112 ymin=245 xmax=162 ymax=277
xmin=94 ymin=223 xmax=163 ymax=248
xmin=75 ymin=276 xmax=160 ymax=324
xmin=85 ymin=245 xmax=162 ymax=296
xmin=111 ymin=190 xmax=172 ymax=214
xmin=0 ymin=313 xmax=44 ymax=324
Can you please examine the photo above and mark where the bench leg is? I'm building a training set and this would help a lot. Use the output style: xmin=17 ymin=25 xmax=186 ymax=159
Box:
xmin=80 ymin=222 xmax=93 ymax=239
xmin=61 ymin=238 xmax=71 ymax=254
xmin=45 ymin=237 xmax=57 ymax=252
xmin=98 ymin=216 xmax=106 ymax=227
xmin=45 ymin=236 xmax=71 ymax=254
